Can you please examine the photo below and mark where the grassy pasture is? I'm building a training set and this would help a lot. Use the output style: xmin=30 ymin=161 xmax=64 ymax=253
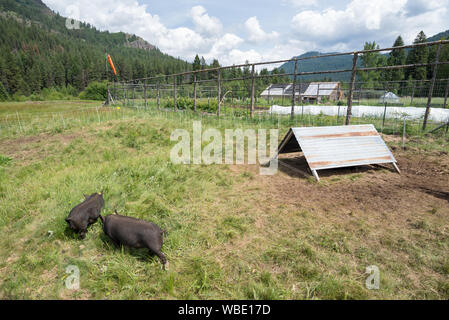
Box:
xmin=0 ymin=101 xmax=448 ymax=299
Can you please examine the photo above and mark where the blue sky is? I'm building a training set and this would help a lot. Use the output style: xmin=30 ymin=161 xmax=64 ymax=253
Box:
xmin=43 ymin=0 xmax=449 ymax=67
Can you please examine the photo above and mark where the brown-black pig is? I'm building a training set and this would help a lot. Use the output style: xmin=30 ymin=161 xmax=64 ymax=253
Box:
xmin=65 ymin=192 xmax=104 ymax=239
xmin=102 ymin=211 xmax=168 ymax=269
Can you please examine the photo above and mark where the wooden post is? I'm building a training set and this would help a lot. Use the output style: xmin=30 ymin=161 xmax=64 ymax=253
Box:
xmin=173 ymin=76 xmax=177 ymax=112
xmin=410 ymin=81 xmax=416 ymax=105
xmin=144 ymin=83 xmax=147 ymax=108
xmin=132 ymin=86 xmax=135 ymax=106
xmin=122 ymin=85 xmax=125 ymax=106
xmin=114 ymin=82 xmax=117 ymax=104
xmin=443 ymin=79 xmax=449 ymax=108
xmin=126 ymin=87 xmax=129 ymax=106
xmin=345 ymin=53 xmax=358 ymax=125
xmin=358 ymin=84 xmax=363 ymax=105
xmin=217 ymin=69 xmax=221 ymax=116
xmin=291 ymin=60 xmax=298 ymax=119
xmin=157 ymin=84 xmax=160 ymax=110
xmin=423 ymin=42 xmax=442 ymax=131
xmin=106 ymin=85 xmax=110 ymax=105
xmin=193 ymin=73 xmax=197 ymax=112
xmin=250 ymin=64 xmax=255 ymax=118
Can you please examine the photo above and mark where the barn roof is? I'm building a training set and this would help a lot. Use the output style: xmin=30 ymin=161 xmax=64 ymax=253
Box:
xmin=260 ymin=84 xmax=290 ymax=96
xmin=303 ymin=82 xmax=340 ymax=97
xmin=260 ymin=83 xmax=309 ymax=96
xmin=284 ymin=83 xmax=308 ymax=95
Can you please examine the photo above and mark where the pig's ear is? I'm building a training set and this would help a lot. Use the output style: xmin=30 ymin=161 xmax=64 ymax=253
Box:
xmin=114 ymin=210 xmax=118 ymax=214
xmin=84 ymin=194 xmax=89 ymax=199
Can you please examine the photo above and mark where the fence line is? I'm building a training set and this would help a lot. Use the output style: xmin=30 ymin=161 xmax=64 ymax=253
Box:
xmin=109 ymin=40 xmax=449 ymax=131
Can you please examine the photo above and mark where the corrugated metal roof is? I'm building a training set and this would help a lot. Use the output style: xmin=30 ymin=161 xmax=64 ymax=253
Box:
xmin=260 ymin=84 xmax=290 ymax=96
xmin=277 ymin=124 xmax=399 ymax=180
xmin=261 ymin=83 xmax=308 ymax=96
xmin=303 ymin=82 xmax=339 ymax=97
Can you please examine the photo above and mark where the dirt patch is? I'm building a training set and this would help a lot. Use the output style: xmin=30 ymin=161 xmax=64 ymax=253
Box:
xmin=225 ymin=147 xmax=449 ymax=244
xmin=0 ymin=131 xmax=89 ymax=164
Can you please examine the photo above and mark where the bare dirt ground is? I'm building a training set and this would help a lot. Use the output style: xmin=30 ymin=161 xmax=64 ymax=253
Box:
xmin=218 ymin=143 xmax=449 ymax=298
xmin=231 ymin=145 xmax=449 ymax=226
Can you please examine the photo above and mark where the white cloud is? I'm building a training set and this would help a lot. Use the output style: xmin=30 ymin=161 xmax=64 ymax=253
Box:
xmin=42 ymin=0 xmax=449 ymax=68
xmin=282 ymin=0 xmax=317 ymax=7
xmin=244 ymin=16 xmax=279 ymax=43
xmin=290 ymin=0 xmax=449 ymax=50
xmin=190 ymin=5 xmax=222 ymax=36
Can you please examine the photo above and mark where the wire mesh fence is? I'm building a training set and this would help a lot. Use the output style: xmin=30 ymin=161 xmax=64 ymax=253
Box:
xmin=107 ymin=39 xmax=449 ymax=134
xmin=2 ymin=40 xmax=449 ymax=139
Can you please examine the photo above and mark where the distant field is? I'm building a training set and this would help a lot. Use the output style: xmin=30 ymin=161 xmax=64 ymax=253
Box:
xmin=0 ymin=101 xmax=448 ymax=299
xmin=0 ymin=100 xmax=101 ymax=116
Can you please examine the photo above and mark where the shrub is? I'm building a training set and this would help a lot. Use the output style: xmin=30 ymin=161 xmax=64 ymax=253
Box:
xmin=79 ymin=81 xmax=108 ymax=100
xmin=0 ymin=82 xmax=9 ymax=101
xmin=164 ymin=97 xmax=218 ymax=113
xmin=11 ymin=93 xmax=27 ymax=102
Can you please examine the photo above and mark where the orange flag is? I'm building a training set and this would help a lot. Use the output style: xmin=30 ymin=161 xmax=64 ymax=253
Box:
xmin=107 ymin=54 xmax=117 ymax=76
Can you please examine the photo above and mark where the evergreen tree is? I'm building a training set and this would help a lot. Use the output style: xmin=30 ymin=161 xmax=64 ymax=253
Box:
xmin=359 ymin=41 xmax=386 ymax=88
xmin=0 ymin=82 xmax=9 ymax=101
xmin=193 ymin=54 xmax=201 ymax=71
xmin=386 ymin=36 xmax=406 ymax=92
xmin=209 ymin=58 xmax=220 ymax=80
xmin=406 ymin=31 xmax=428 ymax=80
xmin=200 ymin=56 xmax=207 ymax=80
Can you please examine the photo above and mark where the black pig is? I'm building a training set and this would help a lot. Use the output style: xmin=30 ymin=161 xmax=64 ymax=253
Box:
xmin=102 ymin=212 xmax=168 ymax=269
xmin=65 ymin=192 xmax=104 ymax=239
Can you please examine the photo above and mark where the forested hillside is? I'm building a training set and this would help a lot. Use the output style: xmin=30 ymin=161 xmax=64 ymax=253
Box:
xmin=279 ymin=31 xmax=449 ymax=83
xmin=0 ymin=0 xmax=191 ymax=100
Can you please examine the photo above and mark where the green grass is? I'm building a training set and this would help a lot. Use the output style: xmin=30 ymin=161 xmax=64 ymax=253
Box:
xmin=0 ymin=100 xmax=101 ymax=116
xmin=0 ymin=101 xmax=448 ymax=299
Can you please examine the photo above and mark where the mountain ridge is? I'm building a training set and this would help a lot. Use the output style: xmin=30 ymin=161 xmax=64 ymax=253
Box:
xmin=279 ymin=30 xmax=449 ymax=82
xmin=0 ymin=0 xmax=191 ymax=98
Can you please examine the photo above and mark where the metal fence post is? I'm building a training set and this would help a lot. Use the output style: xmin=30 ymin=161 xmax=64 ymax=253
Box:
xmin=291 ymin=59 xmax=298 ymax=119
xmin=193 ymin=73 xmax=197 ymax=112
xmin=250 ymin=64 xmax=255 ymax=118
xmin=316 ymin=83 xmax=320 ymax=104
xmin=443 ymin=78 xmax=449 ymax=109
xmin=174 ymin=76 xmax=177 ymax=112
xmin=217 ymin=69 xmax=221 ymax=116
xmin=345 ymin=52 xmax=358 ymax=125
xmin=423 ymin=42 xmax=442 ymax=130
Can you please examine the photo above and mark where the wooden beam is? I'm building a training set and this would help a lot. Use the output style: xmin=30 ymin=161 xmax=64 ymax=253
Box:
xmin=345 ymin=53 xmax=358 ymax=125
xmin=423 ymin=42 xmax=442 ymax=130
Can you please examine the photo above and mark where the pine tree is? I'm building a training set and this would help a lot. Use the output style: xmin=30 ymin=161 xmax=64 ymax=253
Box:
xmin=359 ymin=41 xmax=386 ymax=87
xmin=0 ymin=82 xmax=9 ymax=101
xmin=193 ymin=54 xmax=201 ymax=71
xmin=386 ymin=36 xmax=406 ymax=91
xmin=406 ymin=31 xmax=428 ymax=81
xmin=200 ymin=56 xmax=207 ymax=80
